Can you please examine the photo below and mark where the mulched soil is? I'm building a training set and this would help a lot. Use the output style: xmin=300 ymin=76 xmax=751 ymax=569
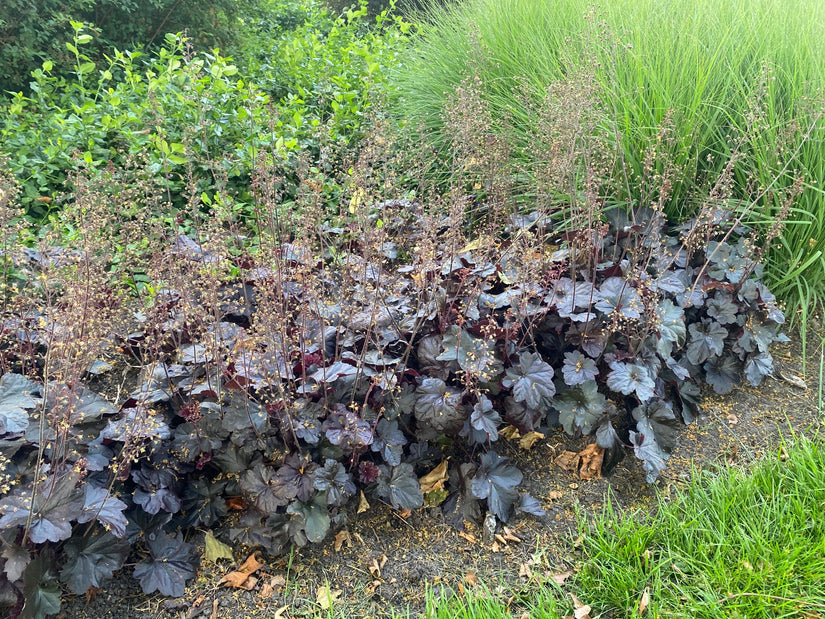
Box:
xmin=59 ymin=324 xmax=824 ymax=619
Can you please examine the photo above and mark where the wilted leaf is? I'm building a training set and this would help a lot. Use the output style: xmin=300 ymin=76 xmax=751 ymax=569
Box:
xmin=517 ymin=431 xmax=543 ymax=450
xmin=419 ymin=459 xmax=450 ymax=494
xmin=219 ymin=552 xmax=263 ymax=589
xmin=204 ymin=530 xmax=234 ymax=563
xmin=578 ymin=444 xmax=604 ymax=480
xmin=316 ymin=586 xmax=342 ymax=609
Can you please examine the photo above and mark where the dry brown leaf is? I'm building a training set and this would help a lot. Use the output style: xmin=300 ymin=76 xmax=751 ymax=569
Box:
xmin=225 ymin=496 xmax=245 ymax=511
xmin=638 ymin=587 xmax=650 ymax=615
xmin=398 ymin=508 xmax=412 ymax=519
xmin=464 ymin=573 xmax=478 ymax=587
xmin=501 ymin=527 xmax=521 ymax=542
xmin=458 ymin=531 xmax=477 ymax=544
xmin=491 ymin=540 xmax=502 ymax=552
xmin=578 ymin=444 xmax=604 ymax=480
xmin=547 ymin=490 xmax=564 ymax=500
xmin=316 ymin=586 xmax=342 ymax=610
xmin=418 ymin=459 xmax=450 ymax=493
xmin=551 ymin=571 xmax=572 ymax=585
xmin=219 ymin=552 xmax=264 ymax=589
xmin=518 ymin=431 xmax=544 ymax=450
xmin=334 ymin=530 xmax=352 ymax=552
xmin=726 ymin=413 xmax=739 ymax=426
xmin=210 ymin=598 xmax=219 ymax=619
xmin=357 ymin=490 xmax=370 ymax=513
xmin=519 ymin=563 xmax=532 ymax=578
xmin=369 ymin=559 xmax=381 ymax=579
xmin=273 ymin=605 xmax=289 ymax=619
xmin=569 ymin=592 xmax=592 ymax=619
xmin=365 ymin=580 xmax=381 ymax=596
xmin=259 ymin=575 xmax=286 ymax=599
xmin=500 ymin=425 xmax=521 ymax=440
xmin=554 ymin=450 xmax=580 ymax=473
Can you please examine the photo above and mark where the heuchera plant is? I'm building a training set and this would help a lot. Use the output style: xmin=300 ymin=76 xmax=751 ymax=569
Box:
xmin=0 ymin=200 xmax=786 ymax=615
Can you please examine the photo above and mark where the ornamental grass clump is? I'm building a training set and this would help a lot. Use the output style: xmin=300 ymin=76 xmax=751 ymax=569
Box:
xmin=392 ymin=0 xmax=825 ymax=319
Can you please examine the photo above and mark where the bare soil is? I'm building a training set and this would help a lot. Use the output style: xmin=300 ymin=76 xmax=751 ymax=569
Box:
xmin=59 ymin=325 xmax=824 ymax=619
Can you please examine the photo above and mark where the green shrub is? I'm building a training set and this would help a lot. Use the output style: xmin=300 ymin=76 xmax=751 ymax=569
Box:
xmin=0 ymin=0 xmax=266 ymax=94
xmin=390 ymin=0 xmax=825 ymax=318
xmin=0 ymin=2 xmax=410 ymax=222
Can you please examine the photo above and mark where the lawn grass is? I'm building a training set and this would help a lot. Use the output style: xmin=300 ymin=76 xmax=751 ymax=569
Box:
xmin=391 ymin=0 xmax=825 ymax=322
xmin=423 ymin=436 xmax=825 ymax=618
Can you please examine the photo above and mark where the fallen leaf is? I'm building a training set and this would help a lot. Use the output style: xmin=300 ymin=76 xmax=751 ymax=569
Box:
xmin=578 ymin=444 xmax=604 ymax=480
xmin=369 ymin=559 xmax=382 ymax=579
xmin=204 ymin=530 xmax=234 ymax=563
xmin=259 ymin=575 xmax=286 ymax=599
xmin=219 ymin=552 xmax=263 ymax=589
xmin=501 ymin=527 xmax=521 ymax=542
xmin=780 ymin=370 xmax=807 ymax=390
xmin=519 ymin=563 xmax=532 ymax=578
xmin=334 ymin=530 xmax=352 ymax=552
xmin=500 ymin=425 xmax=521 ymax=440
xmin=464 ymin=573 xmax=478 ymax=587
xmin=726 ymin=413 xmax=739 ymax=426
xmin=365 ymin=579 xmax=381 ymax=596
xmin=458 ymin=531 xmax=477 ymax=544
xmin=569 ymin=592 xmax=592 ymax=619
xmin=554 ymin=451 xmax=580 ymax=473
xmin=638 ymin=587 xmax=650 ymax=615
xmin=358 ymin=490 xmax=370 ymax=513
xmin=273 ymin=605 xmax=289 ymax=618
xmin=419 ymin=459 xmax=450 ymax=493
xmin=225 ymin=496 xmax=245 ymax=511
xmin=491 ymin=541 xmax=502 ymax=553
xmin=547 ymin=490 xmax=564 ymax=500
xmin=551 ymin=571 xmax=572 ymax=585
xmin=398 ymin=509 xmax=412 ymax=519
xmin=519 ymin=431 xmax=544 ymax=450
xmin=316 ymin=586 xmax=342 ymax=610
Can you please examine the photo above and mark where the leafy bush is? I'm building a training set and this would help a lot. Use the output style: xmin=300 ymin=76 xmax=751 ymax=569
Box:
xmin=0 ymin=3 xmax=409 ymax=223
xmin=390 ymin=0 xmax=825 ymax=318
xmin=0 ymin=0 xmax=266 ymax=94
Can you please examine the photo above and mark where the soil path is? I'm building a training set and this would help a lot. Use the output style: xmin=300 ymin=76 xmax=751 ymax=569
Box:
xmin=61 ymin=326 xmax=824 ymax=619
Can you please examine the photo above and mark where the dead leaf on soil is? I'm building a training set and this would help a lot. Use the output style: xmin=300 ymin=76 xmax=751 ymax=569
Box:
xmin=419 ymin=459 xmax=450 ymax=493
xmin=365 ymin=579 xmax=381 ymax=596
xmin=547 ymin=490 xmax=564 ymax=500
xmin=464 ymin=573 xmax=479 ymax=587
xmin=273 ymin=605 xmax=289 ymax=619
xmin=500 ymin=425 xmax=521 ymax=440
xmin=204 ymin=530 xmax=234 ymax=563
xmin=726 ymin=413 xmax=739 ymax=426
xmin=316 ymin=586 xmax=342 ymax=610
xmin=578 ymin=444 xmax=604 ymax=480
xmin=779 ymin=370 xmax=807 ymax=390
xmin=519 ymin=431 xmax=544 ymax=450
xmin=519 ymin=563 xmax=532 ymax=578
xmin=358 ymin=490 xmax=370 ymax=513
xmin=259 ymin=575 xmax=286 ymax=599
xmin=458 ymin=531 xmax=477 ymax=544
xmin=554 ymin=450 xmax=580 ymax=473
xmin=550 ymin=571 xmax=573 ymax=585
xmin=569 ymin=592 xmax=592 ymax=619
xmin=638 ymin=587 xmax=650 ymax=615
xmin=334 ymin=529 xmax=352 ymax=552
xmin=369 ymin=554 xmax=387 ymax=579
xmin=219 ymin=552 xmax=263 ymax=589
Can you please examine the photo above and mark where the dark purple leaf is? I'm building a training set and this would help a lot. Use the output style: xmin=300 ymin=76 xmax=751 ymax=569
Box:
xmin=515 ymin=493 xmax=546 ymax=518
xmin=703 ymin=354 xmax=742 ymax=395
xmin=556 ymin=381 xmax=607 ymax=435
xmin=630 ymin=426 xmax=669 ymax=483
xmin=561 ymin=350 xmax=598 ymax=386
xmin=371 ymin=419 xmax=407 ymax=466
xmin=133 ymin=531 xmax=196 ymax=598
xmin=322 ymin=407 xmax=372 ymax=452
xmin=503 ymin=397 xmax=544 ymax=433
xmin=77 ymin=485 xmax=129 ymax=538
xmin=686 ymin=319 xmax=727 ymax=365
xmin=744 ymin=352 xmax=774 ymax=386
xmin=276 ymin=455 xmax=318 ymax=503
xmin=376 ymin=463 xmax=423 ymax=510
xmin=632 ymin=401 xmax=680 ymax=452
xmin=654 ymin=299 xmax=686 ymax=358
xmin=437 ymin=325 xmax=503 ymax=380
xmin=469 ymin=395 xmax=501 ymax=442
xmin=503 ymin=351 xmax=556 ymax=409
xmin=287 ymin=493 xmax=330 ymax=543
xmin=595 ymin=277 xmax=643 ymax=318
xmin=61 ymin=528 xmax=130 ymax=594
xmin=471 ymin=451 xmax=522 ymax=522
xmin=314 ymin=459 xmax=356 ymax=507
xmin=240 ymin=464 xmax=296 ymax=512
xmin=607 ymin=361 xmax=656 ymax=402
xmin=0 ymin=373 xmax=41 ymax=434
xmin=414 ymin=378 xmax=466 ymax=433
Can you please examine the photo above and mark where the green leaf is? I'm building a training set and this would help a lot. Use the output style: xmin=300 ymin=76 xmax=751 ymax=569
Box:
xmin=288 ymin=494 xmax=330 ymax=543
xmin=204 ymin=530 xmax=234 ymax=563
xmin=76 ymin=34 xmax=93 ymax=45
